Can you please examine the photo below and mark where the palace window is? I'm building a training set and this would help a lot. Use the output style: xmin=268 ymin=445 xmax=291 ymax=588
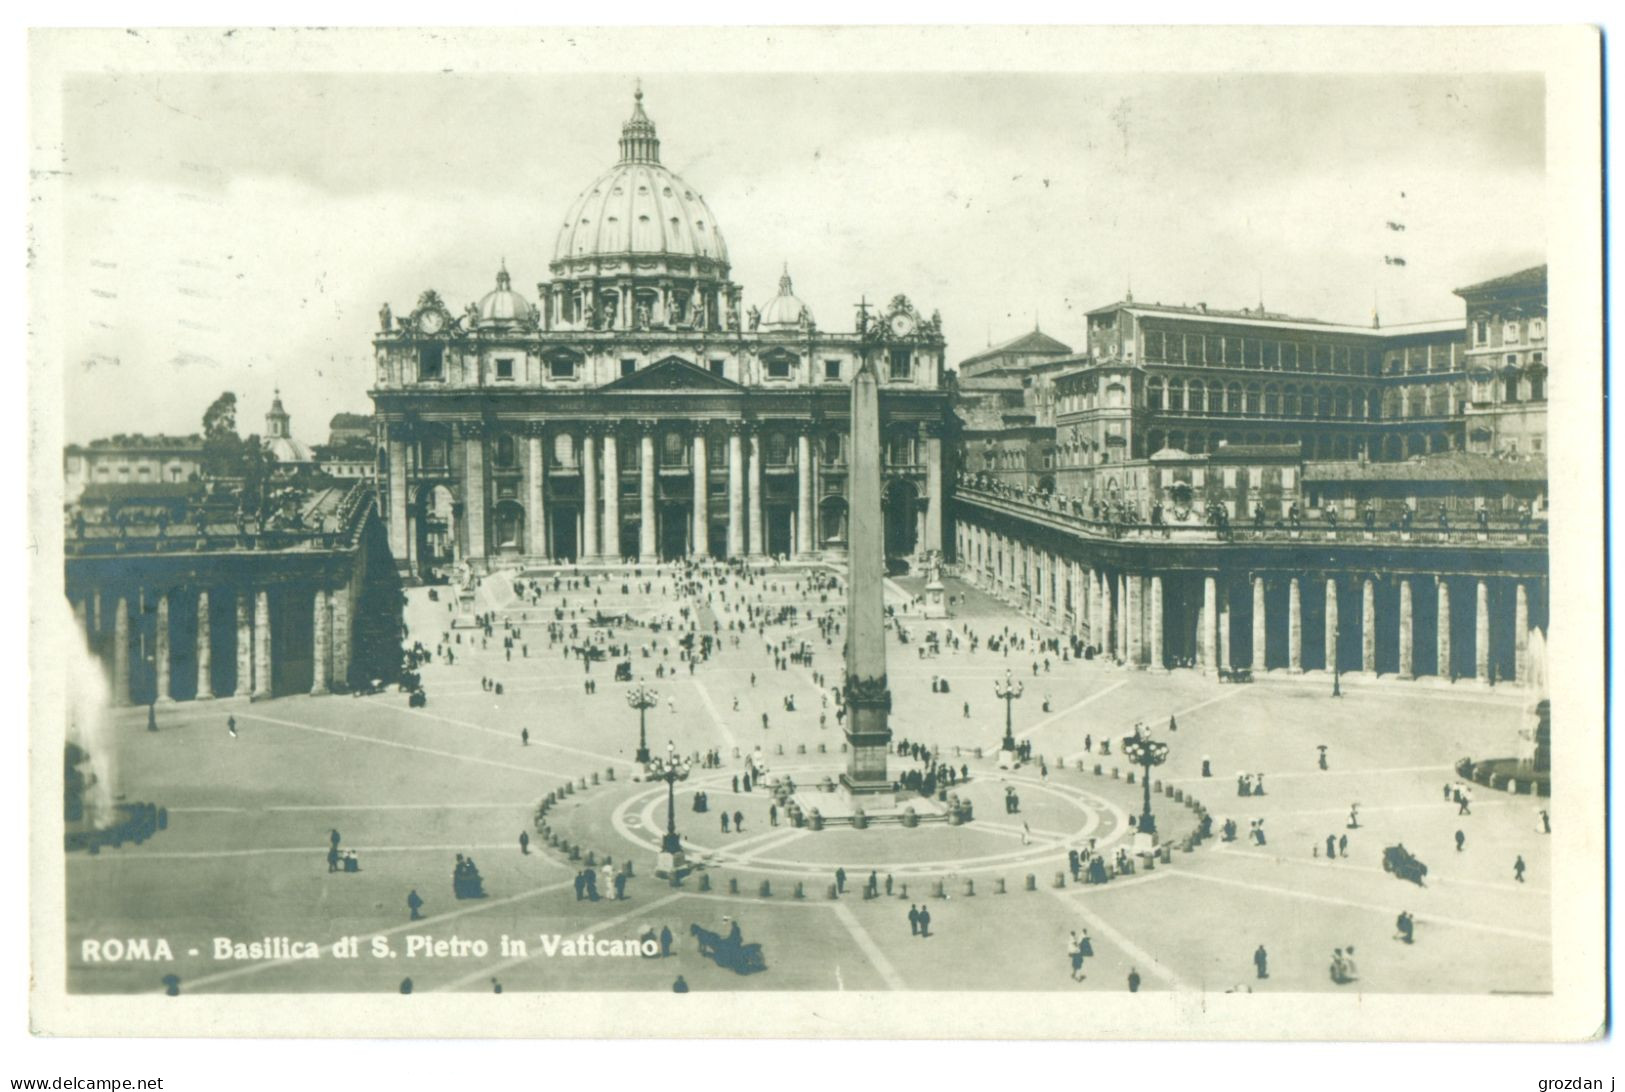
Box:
xmin=889 ymin=348 xmax=913 ymax=380
xmin=767 ymin=433 xmax=791 ymax=466
xmin=418 ymin=345 xmax=444 ymax=382
xmin=1475 ymin=320 xmax=1489 ymax=345
xmin=662 ymin=432 xmax=688 ymax=467
xmin=549 ymin=357 xmax=577 ymax=380
xmin=552 ymin=433 xmax=577 ymax=469
xmin=495 ymin=357 xmax=515 ymax=381
xmin=1504 ymin=321 xmax=1521 ymax=344
xmin=1504 ymin=376 xmax=1520 ymax=403
xmin=710 ymin=358 xmax=726 ymax=377
xmin=494 ymin=435 xmax=517 ymax=469
xmin=765 ymin=356 xmax=793 ymax=380
xmin=825 ymin=359 xmax=842 ymax=381
xmin=1531 ymin=318 xmax=1546 ymax=340
xmin=620 ymin=358 xmax=636 ymax=378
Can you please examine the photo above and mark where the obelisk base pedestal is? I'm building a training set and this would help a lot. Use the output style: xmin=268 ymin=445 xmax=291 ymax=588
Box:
xmin=655 ymin=851 xmax=687 ymax=879
xmin=1133 ymin=831 xmax=1159 ymax=854
xmin=997 ymin=748 xmax=1019 ymax=770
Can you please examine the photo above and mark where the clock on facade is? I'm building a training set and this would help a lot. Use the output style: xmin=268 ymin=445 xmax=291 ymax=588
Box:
xmin=888 ymin=311 xmax=916 ymax=338
xmin=418 ymin=310 xmax=445 ymax=335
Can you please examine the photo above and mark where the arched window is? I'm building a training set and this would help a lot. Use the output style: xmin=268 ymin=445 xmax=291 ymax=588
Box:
xmin=1244 ymin=384 xmax=1261 ymax=415
xmin=1188 ymin=379 xmax=1206 ymax=414
xmin=552 ymin=432 xmax=576 ymax=469
xmin=1284 ymin=385 xmax=1300 ymax=417
xmin=1334 ymin=389 xmax=1350 ymax=419
xmin=1168 ymin=380 xmax=1185 ymax=413
xmin=494 ymin=434 xmax=517 ymax=468
xmin=1226 ymin=382 xmax=1243 ymax=414
xmin=1264 ymin=384 xmax=1280 ymax=416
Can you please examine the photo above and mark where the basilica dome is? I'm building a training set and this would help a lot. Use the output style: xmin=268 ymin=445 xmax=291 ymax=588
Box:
xmin=758 ymin=266 xmax=813 ymax=330
xmin=476 ymin=264 xmax=535 ymax=327
xmin=551 ymin=89 xmax=729 ymax=271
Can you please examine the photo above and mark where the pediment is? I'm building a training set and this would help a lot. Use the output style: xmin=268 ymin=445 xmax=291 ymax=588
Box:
xmin=602 ymin=356 xmax=743 ymax=392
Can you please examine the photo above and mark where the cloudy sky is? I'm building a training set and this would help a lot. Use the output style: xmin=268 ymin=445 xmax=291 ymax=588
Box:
xmin=58 ymin=67 xmax=1544 ymax=443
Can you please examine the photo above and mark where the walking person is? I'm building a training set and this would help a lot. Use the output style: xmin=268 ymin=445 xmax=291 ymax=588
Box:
xmin=918 ymin=906 xmax=932 ymax=938
xmin=227 ymin=715 xmax=237 ymax=739
xmin=908 ymin=904 xmax=920 ymax=936
xmin=407 ymin=889 xmax=424 ymax=921
xmin=519 ymin=830 xmax=530 ymax=855
xmin=1514 ymin=855 xmax=1527 ymax=883
xmin=1127 ymin=967 xmax=1142 ymax=992
xmin=1254 ymin=944 xmax=1269 ymax=980
xmin=1455 ymin=829 xmax=1466 ymax=852
xmin=835 ymin=867 xmax=846 ymax=895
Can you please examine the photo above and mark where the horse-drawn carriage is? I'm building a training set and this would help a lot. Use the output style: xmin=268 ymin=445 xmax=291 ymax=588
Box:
xmin=1382 ymin=844 xmax=1428 ymax=886
xmin=690 ymin=922 xmax=766 ymax=974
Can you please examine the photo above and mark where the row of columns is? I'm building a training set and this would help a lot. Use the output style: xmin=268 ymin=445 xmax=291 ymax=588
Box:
xmin=76 ymin=583 xmax=350 ymax=706
xmin=957 ymin=521 xmax=1541 ymax=683
xmin=386 ymin=420 xmax=945 ymax=568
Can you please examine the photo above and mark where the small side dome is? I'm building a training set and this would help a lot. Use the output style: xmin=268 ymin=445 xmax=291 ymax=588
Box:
xmin=477 ymin=263 xmax=535 ymax=327
xmin=758 ymin=265 xmax=813 ymax=330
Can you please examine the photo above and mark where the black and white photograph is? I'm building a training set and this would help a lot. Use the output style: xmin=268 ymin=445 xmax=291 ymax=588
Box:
xmin=23 ymin=25 xmax=1606 ymax=1051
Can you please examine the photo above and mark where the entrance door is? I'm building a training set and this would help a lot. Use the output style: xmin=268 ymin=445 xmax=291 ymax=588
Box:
xmin=549 ymin=506 xmax=578 ymax=561
xmin=767 ymin=506 xmax=793 ymax=557
xmin=659 ymin=504 xmax=690 ymax=560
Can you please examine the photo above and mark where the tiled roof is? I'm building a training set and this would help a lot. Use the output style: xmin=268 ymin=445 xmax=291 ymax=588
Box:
xmin=957 ymin=329 xmax=1074 ymax=370
xmin=1304 ymin=453 xmax=1548 ymax=482
xmin=1453 ymin=265 xmax=1547 ymax=299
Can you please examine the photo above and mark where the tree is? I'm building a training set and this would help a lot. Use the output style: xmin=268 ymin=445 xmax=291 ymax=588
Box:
xmin=201 ymin=392 xmax=244 ymax=480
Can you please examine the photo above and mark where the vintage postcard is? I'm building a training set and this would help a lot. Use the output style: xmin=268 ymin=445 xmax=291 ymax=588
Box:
xmin=26 ymin=25 xmax=1605 ymax=1040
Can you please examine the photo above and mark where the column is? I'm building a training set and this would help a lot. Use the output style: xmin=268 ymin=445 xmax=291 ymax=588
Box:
xmin=1437 ymin=577 xmax=1453 ymax=680
xmin=1288 ymin=577 xmax=1303 ymax=672
xmin=1398 ymin=577 xmax=1414 ymax=679
xmin=1095 ymin=569 xmax=1108 ymax=652
xmin=925 ymin=430 xmax=943 ymax=553
xmin=1219 ymin=580 xmax=1235 ymax=670
xmin=1149 ymin=574 xmax=1165 ymax=670
xmin=795 ymin=431 xmax=813 ymax=556
xmin=1117 ymin=573 xmax=1128 ymax=662
xmin=235 ymin=593 xmax=252 ymax=698
xmin=154 ymin=591 xmax=172 ymax=703
xmin=112 ymin=593 xmax=131 ymax=706
xmin=252 ymin=588 xmax=272 ymax=700
xmin=727 ymin=426 xmax=745 ymax=558
xmin=331 ymin=584 xmax=351 ymax=690
xmin=311 ymin=588 xmax=332 ymax=696
xmin=1251 ymin=575 xmax=1267 ymax=671
xmin=526 ymin=432 xmax=546 ymax=560
xmin=639 ymin=426 xmax=657 ymax=562
xmin=1475 ymin=578 xmax=1490 ymax=679
xmin=1324 ymin=577 xmax=1339 ymax=674
xmin=464 ymin=428 xmax=486 ymax=561
xmin=581 ymin=430 xmax=600 ymax=560
xmin=693 ymin=430 xmax=710 ymax=557
xmin=1361 ymin=577 xmax=1376 ymax=673
xmin=387 ymin=430 xmax=409 ymax=564
xmin=748 ymin=431 xmax=765 ymax=557
xmin=1514 ymin=581 xmax=1529 ymax=684
xmin=1202 ymin=575 xmax=1218 ymax=672
xmin=195 ymin=590 xmax=214 ymax=700
xmin=601 ymin=429 xmax=620 ymax=560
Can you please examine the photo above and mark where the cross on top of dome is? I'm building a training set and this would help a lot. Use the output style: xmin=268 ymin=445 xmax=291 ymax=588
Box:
xmin=619 ymin=82 xmax=661 ymax=165
xmin=495 ymin=259 xmax=510 ymax=291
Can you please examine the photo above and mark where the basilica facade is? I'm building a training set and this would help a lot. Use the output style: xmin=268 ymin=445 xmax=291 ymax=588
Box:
xmin=370 ymin=90 xmax=952 ymax=579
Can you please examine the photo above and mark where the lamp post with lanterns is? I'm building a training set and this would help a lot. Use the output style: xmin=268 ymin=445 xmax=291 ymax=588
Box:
xmin=1121 ymin=721 xmax=1170 ymax=841
xmin=648 ymin=740 xmax=692 ymax=878
xmin=994 ymin=668 xmax=1024 ymax=764
xmin=626 ymin=684 xmax=657 ymax=765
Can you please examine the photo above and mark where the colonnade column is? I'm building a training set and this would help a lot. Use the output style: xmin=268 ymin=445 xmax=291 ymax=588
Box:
xmin=252 ymin=589 xmax=272 ymax=700
xmin=235 ymin=595 xmax=252 ymax=698
xmin=1437 ymin=578 xmax=1453 ymax=681
xmin=1397 ymin=577 xmax=1414 ymax=680
xmin=1361 ymin=577 xmax=1377 ymax=673
xmin=1514 ymin=582 xmax=1529 ymax=683
xmin=387 ymin=429 xmax=409 ymax=564
xmin=1324 ymin=577 xmax=1339 ymax=674
xmin=693 ymin=431 xmax=710 ymax=557
xmin=1475 ymin=579 xmax=1490 ymax=680
xmin=1251 ymin=575 xmax=1266 ymax=671
xmin=924 ymin=428 xmax=943 ymax=554
xmin=464 ymin=427 xmax=486 ymax=561
xmin=311 ymin=588 xmax=332 ymax=696
xmin=112 ymin=593 xmax=131 ymax=706
xmin=331 ymin=585 xmax=351 ymax=690
xmin=1219 ymin=580 xmax=1234 ymax=670
xmin=1119 ymin=573 xmax=1132 ymax=664
xmin=1149 ymin=574 xmax=1164 ymax=670
xmin=155 ymin=591 xmax=172 ymax=703
xmin=526 ymin=431 xmax=546 ymax=561
xmin=1288 ymin=577 xmax=1303 ymax=673
xmin=727 ymin=426 xmax=745 ymax=558
xmin=748 ymin=431 xmax=765 ymax=558
xmin=195 ymin=590 xmax=213 ymax=700
xmin=639 ymin=426 xmax=657 ymax=562
xmin=581 ymin=430 xmax=600 ymax=560
xmin=601 ymin=429 xmax=620 ymax=560
xmin=795 ymin=432 xmax=813 ymax=556
xmin=1202 ymin=575 xmax=1218 ymax=672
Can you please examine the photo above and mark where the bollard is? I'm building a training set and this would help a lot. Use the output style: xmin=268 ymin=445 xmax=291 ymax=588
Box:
xmin=931 ymin=880 xmax=945 ymax=899
xmin=1025 ymin=873 xmax=1037 ymax=891
xmin=840 ymin=742 xmax=848 ymax=753
xmin=1054 ymin=871 xmax=1066 ymax=888
xmin=1076 ymin=760 xmax=1085 ymax=772
xmin=794 ymin=881 xmax=805 ymax=899
xmin=584 ymin=851 xmax=597 ymax=868
xmin=699 ymin=873 xmax=712 ymax=892
xmin=1153 ymin=779 xmax=1161 ymax=793
xmin=1174 ymin=788 xmax=1184 ymax=803
xmin=797 ymin=743 xmax=806 ymax=754
xmin=732 ymin=747 xmax=741 ymax=758
xmin=995 ymin=877 xmax=1007 ymax=894
xmin=898 ymin=882 xmax=909 ymax=899
xmin=564 ymin=782 xmax=574 ymax=796
xmin=828 ymin=883 xmax=840 ymax=899
xmin=964 ymin=879 xmax=976 ymax=897
xmin=1127 ymin=771 xmax=1135 ymax=784
xmin=1143 ymin=853 xmax=1155 ymax=871
xmin=776 ymin=744 xmax=784 ymax=755
xmin=606 ymin=768 xmax=615 ymax=782
xmin=954 ymin=746 xmax=962 ymax=758
xmin=1112 ymin=767 xmax=1121 ymax=779
xmin=569 ymin=845 xmax=581 ymax=861
xmin=578 ymin=777 xmax=588 ymax=790
xmin=1094 ymin=764 xmax=1103 ymax=776
xmin=817 ymin=743 xmax=827 ymax=754
xmin=1161 ymin=845 xmax=1173 ymax=863
xmin=624 ymin=860 xmax=635 ymax=877
xmin=729 ymin=877 xmax=740 ymax=895
xmin=591 ymin=772 xmax=600 ymax=785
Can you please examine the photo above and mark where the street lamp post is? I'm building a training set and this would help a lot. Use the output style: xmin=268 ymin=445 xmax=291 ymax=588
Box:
xmin=626 ymin=685 xmax=657 ymax=765
xmin=648 ymin=741 xmax=692 ymax=878
xmin=994 ymin=668 xmax=1024 ymax=760
xmin=1121 ymin=721 xmax=1170 ymax=841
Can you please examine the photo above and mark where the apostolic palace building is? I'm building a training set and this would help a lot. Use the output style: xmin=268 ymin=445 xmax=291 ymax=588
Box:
xmin=369 ymin=89 xmax=952 ymax=580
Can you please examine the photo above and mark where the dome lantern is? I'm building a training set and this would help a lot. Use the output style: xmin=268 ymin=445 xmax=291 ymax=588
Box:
xmin=618 ymin=84 xmax=661 ymax=165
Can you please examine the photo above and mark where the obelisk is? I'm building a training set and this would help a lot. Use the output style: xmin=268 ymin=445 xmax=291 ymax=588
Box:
xmin=842 ymin=353 xmax=892 ymax=794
